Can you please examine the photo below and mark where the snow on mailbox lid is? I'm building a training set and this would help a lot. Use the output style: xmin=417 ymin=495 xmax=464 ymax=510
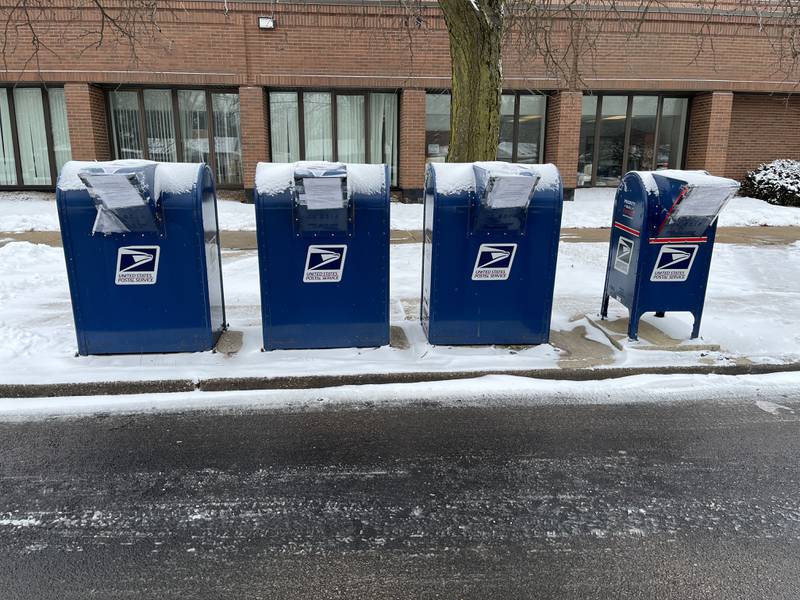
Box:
xmin=255 ymin=161 xmax=386 ymax=204
xmin=652 ymin=169 xmax=740 ymax=238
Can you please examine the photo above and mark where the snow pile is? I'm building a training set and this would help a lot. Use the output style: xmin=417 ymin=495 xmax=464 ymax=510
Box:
xmin=561 ymin=188 xmax=800 ymax=229
xmin=719 ymin=196 xmax=800 ymax=227
xmin=57 ymin=160 xmax=201 ymax=197
xmin=741 ymin=159 xmax=800 ymax=207
xmin=255 ymin=161 xmax=387 ymax=196
xmin=0 ymin=192 xmax=60 ymax=233
xmin=2 ymin=372 xmax=799 ymax=420
xmin=0 ymin=232 xmax=799 ymax=388
xmin=216 ymin=199 xmax=256 ymax=231
xmin=391 ymin=202 xmax=424 ymax=231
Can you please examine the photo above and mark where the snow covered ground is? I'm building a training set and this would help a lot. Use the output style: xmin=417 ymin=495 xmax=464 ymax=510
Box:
xmin=1 ymin=189 xmax=799 ymax=233
xmin=0 ymin=236 xmax=798 ymax=387
xmin=1 ymin=371 xmax=799 ymax=420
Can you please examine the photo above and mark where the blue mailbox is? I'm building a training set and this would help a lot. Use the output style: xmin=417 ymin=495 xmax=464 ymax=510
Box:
xmin=56 ymin=160 xmax=226 ymax=355
xmin=601 ymin=169 xmax=739 ymax=340
xmin=421 ymin=162 xmax=563 ymax=345
xmin=255 ymin=161 xmax=390 ymax=350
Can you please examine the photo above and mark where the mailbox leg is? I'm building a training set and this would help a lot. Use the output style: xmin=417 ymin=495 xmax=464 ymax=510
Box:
xmin=691 ymin=312 xmax=703 ymax=339
xmin=601 ymin=294 xmax=610 ymax=319
xmin=627 ymin=310 xmax=640 ymax=341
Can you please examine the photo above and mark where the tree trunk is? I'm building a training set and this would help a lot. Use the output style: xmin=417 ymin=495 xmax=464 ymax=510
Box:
xmin=439 ymin=0 xmax=505 ymax=163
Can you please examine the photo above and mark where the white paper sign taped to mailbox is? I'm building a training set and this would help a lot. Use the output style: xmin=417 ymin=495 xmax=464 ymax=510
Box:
xmin=115 ymin=246 xmax=160 ymax=285
xmin=484 ymin=175 xmax=537 ymax=209
xmin=301 ymin=177 xmax=346 ymax=210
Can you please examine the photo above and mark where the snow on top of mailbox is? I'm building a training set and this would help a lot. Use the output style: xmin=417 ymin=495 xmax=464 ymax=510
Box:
xmin=652 ymin=169 xmax=739 ymax=189
xmin=631 ymin=169 xmax=739 ymax=195
xmin=431 ymin=162 xmax=561 ymax=195
xmin=58 ymin=160 xmax=202 ymax=196
xmin=255 ymin=161 xmax=387 ymax=196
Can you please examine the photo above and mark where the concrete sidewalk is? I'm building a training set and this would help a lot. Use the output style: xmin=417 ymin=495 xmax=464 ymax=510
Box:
xmin=2 ymin=226 xmax=799 ymax=249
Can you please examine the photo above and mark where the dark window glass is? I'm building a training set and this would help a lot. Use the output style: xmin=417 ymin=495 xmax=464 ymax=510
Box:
xmin=269 ymin=91 xmax=300 ymax=163
xmin=425 ymin=93 xmax=450 ymax=162
xmin=336 ymin=95 xmax=366 ymax=163
xmin=626 ymin=96 xmax=658 ymax=172
xmin=212 ymin=93 xmax=242 ymax=185
xmin=0 ymin=89 xmax=17 ymax=185
xmin=426 ymin=91 xmax=546 ymax=164
xmin=269 ymin=90 xmax=399 ymax=184
xmin=517 ymin=95 xmax=546 ymax=164
xmin=496 ymin=94 xmax=515 ymax=161
xmin=657 ymin=98 xmax=688 ymax=170
xmin=110 ymin=91 xmax=143 ymax=160
xmin=48 ymin=89 xmax=72 ymax=174
xmin=303 ymin=92 xmax=333 ymax=162
xmin=577 ymin=96 xmax=598 ymax=187
xmin=369 ymin=93 xmax=398 ymax=185
xmin=143 ymin=89 xmax=176 ymax=162
xmin=596 ymin=96 xmax=628 ymax=187
xmin=178 ymin=90 xmax=209 ymax=164
xmin=109 ymin=88 xmax=242 ymax=187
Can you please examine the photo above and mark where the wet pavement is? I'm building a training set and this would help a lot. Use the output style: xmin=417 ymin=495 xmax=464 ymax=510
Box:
xmin=1 ymin=397 xmax=799 ymax=598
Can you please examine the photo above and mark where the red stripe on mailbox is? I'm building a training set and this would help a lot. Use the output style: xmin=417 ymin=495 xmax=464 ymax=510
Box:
xmin=649 ymin=237 xmax=708 ymax=244
xmin=614 ymin=222 xmax=640 ymax=237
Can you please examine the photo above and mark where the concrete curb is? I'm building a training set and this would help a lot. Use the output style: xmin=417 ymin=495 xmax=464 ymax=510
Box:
xmin=2 ymin=362 xmax=799 ymax=399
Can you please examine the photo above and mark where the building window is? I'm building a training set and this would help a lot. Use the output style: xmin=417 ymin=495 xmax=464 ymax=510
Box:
xmin=578 ymin=94 xmax=690 ymax=188
xmin=108 ymin=88 xmax=243 ymax=187
xmin=424 ymin=91 xmax=547 ymax=164
xmin=144 ymin=89 xmax=177 ymax=162
xmin=267 ymin=89 xmax=400 ymax=186
xmin=336 ymin=94 xmax=366 ymax=163
xmin=0 ymin=90 xmax=16 ymax=185
xmin=0 ymin=86 xmax=71 ymax=188
xmin=425 ymin=93 xmax=450 ymax=163
xmin=212 ymin=93 xmax=242 ymax=187
xmin=303 ymin=92 xmax=332 ymax=161
xmin=48 ymin=89 xmax=72 ymax=174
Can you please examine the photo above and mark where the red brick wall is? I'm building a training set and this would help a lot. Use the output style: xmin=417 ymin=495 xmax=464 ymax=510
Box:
xmin=238 ymin=86 xmax=269 ymax=191
xmin=2 ymin=2 xmax=799 ymax=93
xmin=685 ymin=92 xmax=732 ymax=176
xmin=399 ymin=89 xmax=427 ymax=196
xmin=725 ymin=94 xmax=800 ymax=181
xmin=64 ymin=83 xmax=110 ymax=161
xmin=8 ymin=3 xmax=800 ymax=191
xmin=544 ymin=91 xmax=583 ymax=191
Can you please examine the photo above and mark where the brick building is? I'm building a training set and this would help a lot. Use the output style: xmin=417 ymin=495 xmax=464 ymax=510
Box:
xmin=0 ymin=1 xmax=798 ymax=200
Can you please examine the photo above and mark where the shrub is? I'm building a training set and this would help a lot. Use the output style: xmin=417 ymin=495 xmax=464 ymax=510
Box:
xmin=740 ymin=159 xmax=800 ymax=207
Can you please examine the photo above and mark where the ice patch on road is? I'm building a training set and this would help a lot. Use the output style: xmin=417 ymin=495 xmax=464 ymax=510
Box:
xmin=755 ymin=400 xmax=795 ymax=415
xmin=0 ymin=516 xmax=42 ymax=527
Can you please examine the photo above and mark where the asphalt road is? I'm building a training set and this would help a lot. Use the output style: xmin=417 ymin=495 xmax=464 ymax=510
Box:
xmin=1 ymin=398 xmax=799 ymax=599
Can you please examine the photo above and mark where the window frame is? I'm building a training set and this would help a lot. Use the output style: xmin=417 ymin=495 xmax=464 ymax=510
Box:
xmin=580 ymin=92 xmax=692 ymax=188
xmin=424 ymin=89 xmax=548 ymax=165
xmin=0 ymin=85 xmax=64 ymax=191
xmin=105 ymin=85 xmax=242 ymax=189
xmin=267 ymin=87 xmax=401 ymax=188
